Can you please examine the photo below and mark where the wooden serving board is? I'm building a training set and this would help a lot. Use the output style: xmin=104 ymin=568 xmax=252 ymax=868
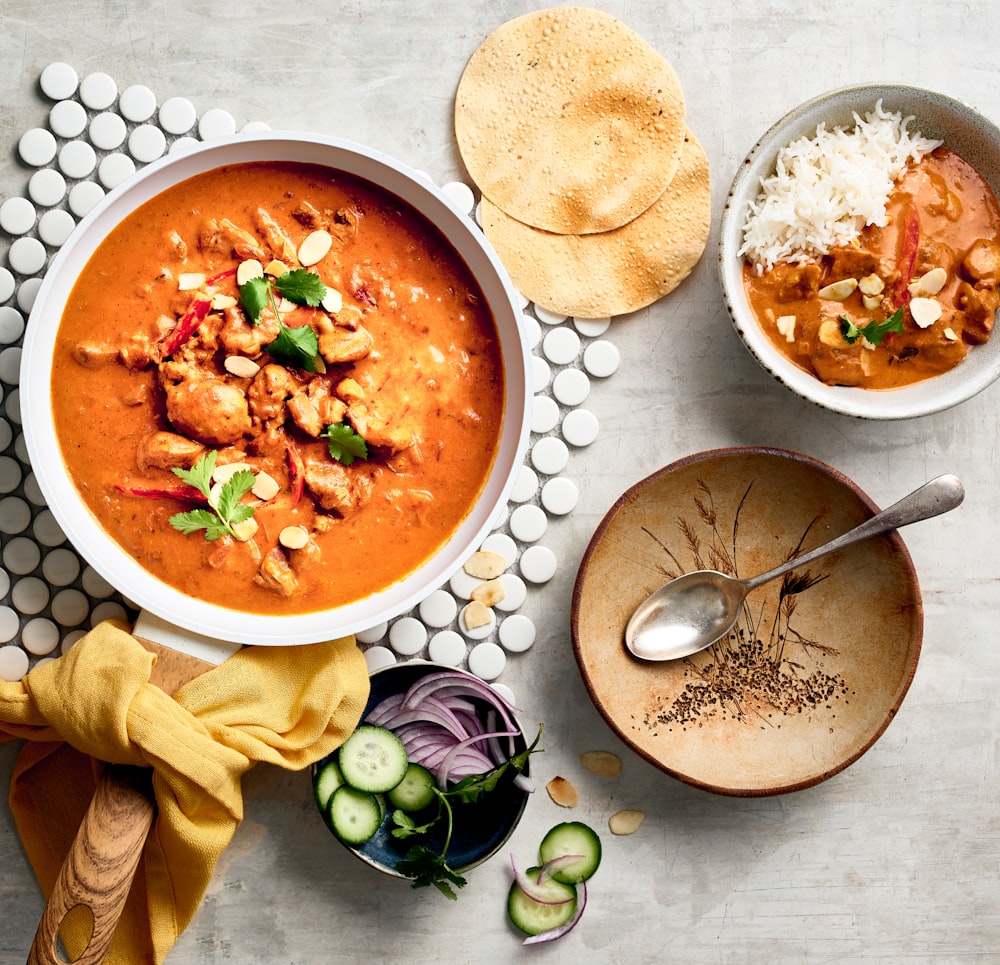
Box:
xmin=27 ymin=614 xmax=241 ymax=965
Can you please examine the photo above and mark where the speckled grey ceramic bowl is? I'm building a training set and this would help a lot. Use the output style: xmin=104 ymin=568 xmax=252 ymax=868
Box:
xmin=719 ymin=84 xmax=1000 ymax=419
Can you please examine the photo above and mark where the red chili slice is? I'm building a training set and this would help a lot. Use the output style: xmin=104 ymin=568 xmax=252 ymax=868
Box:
xmin=889 ymin=205 xmax=921 ymax=309
xmin=158 ymin=297 xmax=212 ymax=358
xmin=115 ymin=483 xmax=208 ymax=505
xmin=286 ymin=443 xmax=305 ymax=506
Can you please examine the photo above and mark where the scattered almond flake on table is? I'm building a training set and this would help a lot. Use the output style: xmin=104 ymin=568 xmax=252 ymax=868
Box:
xmin=608 ymin=810 xmax=645 ymax=835
xmin=579 ymin=751 xmax=623 ymax=779
xmin=546 ymin=776 xmax=579 ymax=808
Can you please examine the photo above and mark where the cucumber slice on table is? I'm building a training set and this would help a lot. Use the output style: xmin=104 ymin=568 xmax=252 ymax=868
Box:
xmin=507 ymin=874 xmax=577 ymax=936
xmin=538 ymin=821 xmax=602 ymax=883
xmin=337 ymin=724 xmax=409 ymax=793
xmin=386 ymin=762 xmax=437 ymax=812
xmin=327 ymin=785 xmax=383 ymax=845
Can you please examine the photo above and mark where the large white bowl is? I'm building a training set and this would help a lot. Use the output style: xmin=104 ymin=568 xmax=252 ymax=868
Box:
xmin=719 ymin=84 xmax=1000 ymax=419
xmin=20 ymin=133 xmax=531 ymax=646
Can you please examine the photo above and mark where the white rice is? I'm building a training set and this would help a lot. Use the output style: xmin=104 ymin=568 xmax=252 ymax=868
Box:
xmin=739 ymin=99 xmax=943 ymax=272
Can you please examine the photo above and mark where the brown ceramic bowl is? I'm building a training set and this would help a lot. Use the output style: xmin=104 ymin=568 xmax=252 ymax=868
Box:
xmin=571 ymin=447 xmax=923 ymax=796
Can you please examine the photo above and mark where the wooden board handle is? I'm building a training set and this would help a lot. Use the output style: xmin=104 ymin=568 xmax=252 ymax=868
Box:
xmin=27 ymin=764 xmax=156 ymax=965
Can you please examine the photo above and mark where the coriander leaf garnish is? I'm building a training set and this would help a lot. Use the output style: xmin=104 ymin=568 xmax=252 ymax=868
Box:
xmin=394 ymin=844 xmax=468 ymax=901
xmin=267 ymin=323 xmax=320 ymax=373
xmin=238 ymin=268 xmax=326 ymax=370
xmin=840 ymin=307 xmax=904 ymax=347
xmin=321 ymin=422 xmax=368 ymax=466
xmin=168 ymin=451 xmax=256 ymax=541
xmin=275 ymin=268 xmax=326 ymax=306
xmin=238 ymin=276 xmax=271 ymax=325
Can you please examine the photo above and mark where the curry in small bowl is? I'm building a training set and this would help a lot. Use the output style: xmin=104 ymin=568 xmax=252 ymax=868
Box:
xmin=720 ymin=85 xmax=1000 ymax=418
xmin=23 ymin=134 xmax=530 ymax=644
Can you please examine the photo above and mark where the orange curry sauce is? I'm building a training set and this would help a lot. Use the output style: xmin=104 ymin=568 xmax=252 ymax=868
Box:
xmin=52 ymin=162 xmax=505 ymax=615
xmin=744 ymin=148 xmax=1000 ymax=388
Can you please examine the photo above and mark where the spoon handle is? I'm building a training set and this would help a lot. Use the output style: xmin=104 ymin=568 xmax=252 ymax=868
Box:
xmin=741 ymin=473 xmax=965 ymax=593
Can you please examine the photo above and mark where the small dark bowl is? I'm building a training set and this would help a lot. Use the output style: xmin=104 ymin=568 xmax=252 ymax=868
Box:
xmin=312 ymin=660 xmax=530 ymax=878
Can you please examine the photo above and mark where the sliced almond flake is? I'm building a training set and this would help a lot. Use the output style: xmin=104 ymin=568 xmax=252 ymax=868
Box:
xmin=580 ymin=750 xmax=622 ymax=779
xmin=462 ymin=600 xmax=492 ymax=630
xmin=910 ymin=296 xmax=942 ymax=328
xmin=943 ymin=327 xmax=959 ymax=341
xmin=858 ymin=273 xmax=885 ymax=296
xmin=321 ymin=286 xmax=343 ymax=314
xmin=177 ymin=272 xmax=205 ymax=291
xmin=212 ymin=293 xmax=238 ymax=310
xmin=817 ymin=278 xmax=858 ymax=301
xmin=546 ymin=776 xmax=579 ymax=808
xmin=818 ymin=317 xmax=845 ymax=347
xmin=278 ymin=525 xmax=310 ymax=550
xmin=464 ymin=549 xmax=506 ymax=580
xmin=224 ymin=355 xmax=261 ymax=379
xmin=252 ymin=471 xmax=280 ymax=501
xmin=231 ymin=517 xmax=259 ymax=542
xmin=237 ymin=259 xmax=264 ymax=286
xmin=212 ymin=462 xmax=254 ymax=484
xmin=298 ymin=229 xmax=333 ymax=267
xmin=277 ymin=296 xmax=296 ymax=314
xmin=471 ymin=578 xmax=505 ymax=607
xmin=909 ymin=266 xmax=947 ymax=296
xmin=609 ymin=809 xmax=645 ymax=836
xmin=863 ymin=295 xmax=882 ymax=311
xmin=775 ymin=314 xmax=796 ymax=342
xmin=264 ymin=259 xmax=289 ymax=278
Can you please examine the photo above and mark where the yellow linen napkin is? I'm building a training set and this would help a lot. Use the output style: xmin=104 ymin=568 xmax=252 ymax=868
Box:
xmin=0 ymin=620 xmax=370 ymax=964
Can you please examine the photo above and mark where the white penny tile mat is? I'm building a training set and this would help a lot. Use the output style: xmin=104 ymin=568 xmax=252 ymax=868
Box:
xmin=0 ymin=63 xmax=620 ymax=684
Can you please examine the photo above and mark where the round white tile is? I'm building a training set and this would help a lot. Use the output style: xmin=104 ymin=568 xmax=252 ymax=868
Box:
xmin=78 ymin=71 xmax=117 ymax=110
xmin=28 ymin=168 xmax=67 ymax=207
xmin=48 ymin=99 xmax=88 ymax=138
xmin=118 ymin=84 xmax=157 ymax=122
xmin=39 ymin=62 xmax=79 ymax=101
xmin=0 ymin=197 xmax=36 ymax=235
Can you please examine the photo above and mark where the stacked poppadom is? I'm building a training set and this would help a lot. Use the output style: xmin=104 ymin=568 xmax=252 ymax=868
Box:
xmin=455 ymin=6 xmax=711 ymax=319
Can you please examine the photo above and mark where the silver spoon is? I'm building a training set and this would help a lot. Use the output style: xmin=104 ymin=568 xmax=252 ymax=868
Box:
xmin=624 ymin=473 xmax=964 ymax=662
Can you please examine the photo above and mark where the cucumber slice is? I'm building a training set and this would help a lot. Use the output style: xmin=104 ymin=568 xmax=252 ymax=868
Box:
xmin=337 ymin=725 xmax=408 ymax=793
xmin=538 ymin=821 xmax=602 ymax=883
xmin=327 ymin=785 xmax=383 ymax=845
xmin=386 ymin=762 xmax=437 ymax=812
xmin=313 ymin=758 xmax=345 ymax=812
xmin=507 ymin=877 xmax=577 ymax=936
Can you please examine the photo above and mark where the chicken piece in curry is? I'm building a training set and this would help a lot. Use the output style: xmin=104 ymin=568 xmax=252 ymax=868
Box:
xmin=52 ymin=162 xmax=505 ymax=615
xmin=744 ymin=148 xmax=1000 ymax=388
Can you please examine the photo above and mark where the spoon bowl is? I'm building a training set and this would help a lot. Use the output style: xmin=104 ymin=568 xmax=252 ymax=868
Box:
xmin=625 ymin=473 xmax=964 ymax=662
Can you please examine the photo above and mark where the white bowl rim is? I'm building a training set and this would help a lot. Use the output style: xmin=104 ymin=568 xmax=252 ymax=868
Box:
xmin=20 ymin=131 xmax=532 ymax=646
xmin=718 ymin=82 xmax=1000 ymax=419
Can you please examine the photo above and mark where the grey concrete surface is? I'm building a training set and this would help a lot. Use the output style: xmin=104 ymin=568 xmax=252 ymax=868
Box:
xmin=2 ymin=2 xmax=998 ymax=962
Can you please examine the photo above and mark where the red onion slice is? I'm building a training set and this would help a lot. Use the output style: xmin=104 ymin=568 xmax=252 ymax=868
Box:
xmin=509 ymin=856 xmax=575 ymax=907
xmin=522 ymin=880 xmax=588 ymax=945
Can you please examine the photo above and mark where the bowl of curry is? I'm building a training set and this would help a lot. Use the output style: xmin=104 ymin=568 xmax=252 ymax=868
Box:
xmin=719 ymin=84 xmax=1000 ymax=418
xmin=21 ymin=133 xmax=531 ymax=645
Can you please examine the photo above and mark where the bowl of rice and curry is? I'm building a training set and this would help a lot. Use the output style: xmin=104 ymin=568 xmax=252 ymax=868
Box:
xmin=720 ymin=84 xmax=1000 ymax=418
xmin=21 ymin=133 xmax=532 ymax=646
